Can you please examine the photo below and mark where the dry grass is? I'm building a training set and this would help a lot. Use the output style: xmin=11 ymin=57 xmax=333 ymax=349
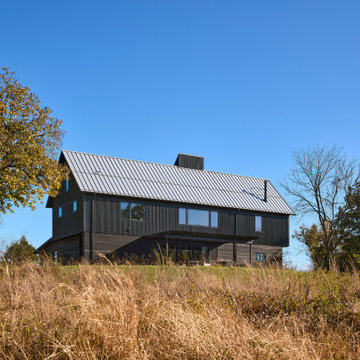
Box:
xmin=0 ymin=261 xmax=360 ymax=359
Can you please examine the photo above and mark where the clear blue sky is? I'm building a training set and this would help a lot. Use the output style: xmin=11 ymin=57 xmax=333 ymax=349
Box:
xmin=1 ymin=1 xmax=359 ymax=269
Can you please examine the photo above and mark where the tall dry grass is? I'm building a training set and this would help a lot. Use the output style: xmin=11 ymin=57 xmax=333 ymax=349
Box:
xmin=0 ymin=260 xmax=360 ymax=359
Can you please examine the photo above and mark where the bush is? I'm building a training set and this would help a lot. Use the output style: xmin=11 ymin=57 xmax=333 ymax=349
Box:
xmin=2 ymin=235 xmax=37 ymax=264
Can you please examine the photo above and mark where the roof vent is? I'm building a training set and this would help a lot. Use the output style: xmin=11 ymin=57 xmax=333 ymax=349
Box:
xmin=174 ymin=154 xmax=204 ymax=170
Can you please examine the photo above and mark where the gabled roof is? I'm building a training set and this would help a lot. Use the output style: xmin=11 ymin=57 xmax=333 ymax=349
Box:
xmin=58 ymin=150 xmax=295 ymax=215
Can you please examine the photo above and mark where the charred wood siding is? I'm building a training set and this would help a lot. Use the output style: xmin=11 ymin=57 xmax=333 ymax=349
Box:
xmin=218 ymin=243 xmax=283 ymax=264
xmin=52 ymin=172 xmax=83 ymax=240
xmin=236 ymin=211 xmax=289 ymax=247
xmin=44 ymin=234 xmax=81 ymax=260
xmin=83 ymin=195 xmax=289 ymax=247
xmin=174 ymin=154 xmax=204 ymax=170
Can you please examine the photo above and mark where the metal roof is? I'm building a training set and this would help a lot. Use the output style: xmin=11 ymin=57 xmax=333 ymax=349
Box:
xmin=61 ymin=150 xmax=295 ymax=215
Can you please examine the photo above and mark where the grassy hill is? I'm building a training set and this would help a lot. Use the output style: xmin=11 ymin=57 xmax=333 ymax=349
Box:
xmin=0 ymin=261 xmax=359 ymax=359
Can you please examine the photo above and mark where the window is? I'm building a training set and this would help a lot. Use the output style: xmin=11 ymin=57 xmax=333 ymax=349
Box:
xmin=131 ymin=203 xmax=145 ymax=221
xmin=256 ymin=252 xmax=265 ymax=263
xmin=210 ymin=211 xmax=218 ymax=228
xmin=255 ymin=216 xmax=262 ymax=232
xmin=179 ymin=208 xmax=186 ymax=225
xmin=58 ymin=207 xmax=62 ymax=218
xmin=54 ymin=251 xmax=58 ymax=261
xmin=179 ymin=208 xmax=218 ymax=227
xmin=73 ymin=201 xmax=77 ymax=212
xmin=120 ymin=201 xmax=145 ymax=221
xmin=188 ymin=209 xmax=209 ymax=226
xmin=65 ymin=178 xmax=69 ymax=192
xmin=120 ymin=202 xmax=131 ymax=220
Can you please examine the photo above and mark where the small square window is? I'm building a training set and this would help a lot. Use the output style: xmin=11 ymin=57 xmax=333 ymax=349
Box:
xmin=255 ymin=216 xmax=262 ymax=232
xmin=256 ymin=253 xmax=265 ymax=263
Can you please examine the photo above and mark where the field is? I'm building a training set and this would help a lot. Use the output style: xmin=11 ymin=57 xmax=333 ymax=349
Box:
xmin=0 ymin=261 xmax=360 ymax=359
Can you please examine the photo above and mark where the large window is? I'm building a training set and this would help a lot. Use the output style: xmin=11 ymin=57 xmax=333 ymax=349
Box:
xmin=255 ymin=216 xmax=262 ymax=232
xmin=120 ymin=201 xmax=145 ymax=221
xmin=188 ymin=209 xmax=209 ymax=226
xmin=179 ymin=208 xmax=218 ymax=228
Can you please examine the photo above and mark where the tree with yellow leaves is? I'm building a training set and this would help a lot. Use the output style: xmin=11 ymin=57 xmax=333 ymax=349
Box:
xmin=0 ymin=68 xmax=68 ymax=214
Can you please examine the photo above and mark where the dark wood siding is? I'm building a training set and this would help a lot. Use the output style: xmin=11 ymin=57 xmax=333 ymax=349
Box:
xmin=44 ymin=234 xmax=81 ymax=261
xmin=235 ymin=244 xmax=283 ymax=265
xmin=174 ymin=154 xmax=204 ymax=170
xmin=236 ymin=211 xmax=289 ymax=247
xmin=83 ymin=194 xmax=289 ymax=246
xmin=52 ymin=172 xmax=83 ymax=240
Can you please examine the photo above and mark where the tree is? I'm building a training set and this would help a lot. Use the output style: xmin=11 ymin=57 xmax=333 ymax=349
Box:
xmin=3 ymin=236 xmax=37 ymax=264
xmin=0 ymin=68 xmax=68 ymax=214
xmin=282 ymin=146 xmax=359 ymax=270
xmin=336 ymin=181 xmax=360 ymax=270
xmin=293 ymin=224 xmax=328 ymax=270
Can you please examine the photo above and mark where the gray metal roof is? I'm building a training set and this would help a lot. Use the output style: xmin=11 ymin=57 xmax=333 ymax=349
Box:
xmin=62 ymin=150 xmax=295 ymax=215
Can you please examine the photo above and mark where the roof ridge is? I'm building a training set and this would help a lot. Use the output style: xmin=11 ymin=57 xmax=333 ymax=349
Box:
xmin=62 ymin=149 xmax=270 ymax=182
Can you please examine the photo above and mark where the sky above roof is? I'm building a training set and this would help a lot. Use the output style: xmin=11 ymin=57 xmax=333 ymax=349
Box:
xmin=1 ymin=0 xmax=359 ymax=269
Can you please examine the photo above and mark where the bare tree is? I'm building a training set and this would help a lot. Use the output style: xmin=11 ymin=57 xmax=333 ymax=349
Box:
xmin=282 ymin=146 xmax=359 ymax=270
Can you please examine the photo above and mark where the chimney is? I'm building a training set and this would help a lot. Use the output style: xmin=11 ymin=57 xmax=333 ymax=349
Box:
xmin=174 ymin=154 xmax=204 ymax=170
xmin=264 ymin=180 xmax=268 ymax=202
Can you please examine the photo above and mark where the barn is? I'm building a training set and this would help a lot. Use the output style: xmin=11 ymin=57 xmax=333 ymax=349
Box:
xmin=36 ymin=151 xmax=294 ymax=265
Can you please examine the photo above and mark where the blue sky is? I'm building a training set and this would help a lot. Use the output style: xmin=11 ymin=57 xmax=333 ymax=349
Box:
xmin=1 ymin=1 xmax=359 ymax=268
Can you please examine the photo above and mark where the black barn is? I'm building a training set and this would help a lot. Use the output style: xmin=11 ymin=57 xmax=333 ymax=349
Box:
xmin=36 ymin=151 xmax=294 ymax=265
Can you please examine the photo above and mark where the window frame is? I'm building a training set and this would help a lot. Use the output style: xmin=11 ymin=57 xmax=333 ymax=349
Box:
xmin=255 ymin=215 xmax=262 ymax=232
xmin=120 ymin=201 xmax=131 ymax=220
xmin=131 ymin=202 xmax=146 ymax=221
xmin=179 ymin=208 xmax=187 ymax=225
xmin=256 ymin=252 xmax=266 ymax=263
xmin=187 ymin=208 xmax=210 ymax=227
xmin=210 ymin=211 xmax=218 ymax=228
xmin=120 ymin=201 xmax=146 ymax=222
xmin=179 ymin=207 xmax=219 ymax=228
